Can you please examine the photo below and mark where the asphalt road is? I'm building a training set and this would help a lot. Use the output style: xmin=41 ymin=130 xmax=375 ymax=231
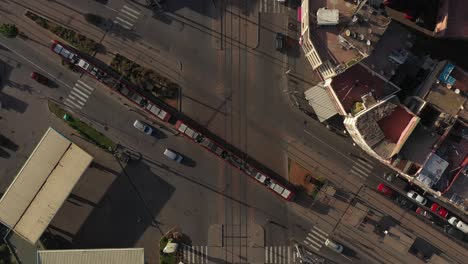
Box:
xmin=1 ymin=0 xmax=468 ymax=263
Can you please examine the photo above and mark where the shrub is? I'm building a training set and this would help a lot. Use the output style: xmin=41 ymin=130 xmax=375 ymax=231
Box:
xmin=0 ymin=24 xmax=19 ymax=38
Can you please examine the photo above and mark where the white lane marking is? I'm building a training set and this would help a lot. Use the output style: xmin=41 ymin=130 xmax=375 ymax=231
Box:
xmin=119 ymin=8 xmax=139 ymax=19
xmin=304 ymin=240 xmax=320 ymax=251
xmin=353 ymin=161 xmax=372 ymax=172
xmin=113 ymin=20 xmax=132 ymax=30
xmin=312 ymin=226 xmax=328 ymax=236
xmin=309 ymin=230 xmax=327 ymax=240
xmin=122 ymin=5 xmax=140 ymax=15
xmin=76 ymin=80 xmax=94 ymax=92
xmin=70 ymin=88 xmax=89 ymax=100
xmin=350 ymin=168 xmax=367 ymax=179
xmin=68 ymin=94 xmax=85 ymax=105
xmin=114 ymin=16 xmax=133 ymax=26
xmin=305 ymin=236 xmax=323 ymax=248
xmin=75 ymin=83 xmax=93 ymax=95
xmin=64 ymin=98 xmax=82 ymax=109
xmin=356 ymin=158 xmax=373 ymax=169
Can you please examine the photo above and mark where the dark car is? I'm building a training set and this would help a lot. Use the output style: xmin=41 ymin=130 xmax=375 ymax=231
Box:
xmin=275 ymin=32 xmax=285 ymax=51
xmin=444 ymin=226 xmax=465 ymax=241
xmin=30 ymin=72 xmax=49 ymax=85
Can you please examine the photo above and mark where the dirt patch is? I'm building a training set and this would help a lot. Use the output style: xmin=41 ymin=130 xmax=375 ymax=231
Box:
xmin=288 ymin=159 xmax=325 ymax=197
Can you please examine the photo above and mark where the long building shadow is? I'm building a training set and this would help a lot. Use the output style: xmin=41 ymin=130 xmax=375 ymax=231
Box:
xmin=70 ymin=161 xmax=175 ymax=248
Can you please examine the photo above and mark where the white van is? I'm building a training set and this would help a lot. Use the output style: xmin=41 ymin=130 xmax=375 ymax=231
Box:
xmin=448 ymin=217 xmax=468 ymax=234
xmin=325 ymin=239 xmax=343 ymax=253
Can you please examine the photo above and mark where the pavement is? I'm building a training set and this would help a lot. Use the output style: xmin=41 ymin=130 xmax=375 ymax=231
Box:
xmin=1 ymin=1 xmax=468 ymax=264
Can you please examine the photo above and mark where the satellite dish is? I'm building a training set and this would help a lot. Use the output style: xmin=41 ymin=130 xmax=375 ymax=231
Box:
xmin=366 ymin=39 xmax=371 ymax=46
xmin=345 ymin=29 xmax=351 ymax=36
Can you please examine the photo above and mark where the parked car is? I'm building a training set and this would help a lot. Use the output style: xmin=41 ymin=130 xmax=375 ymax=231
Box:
xmin=30 ymin=71 xmax=49 ymax=85
xmin=407 ymin=190 xmax=427 ymax=206
xmin=377 ymin=183 xmax=394 ymax=197
xmin=415 ymin=207 xmax=432 ymax=220
xmin=444 ymin=226 xmax=465 ymax=240
xmin=133 ymin=120 xmax=153 ymax=135
xmin=275 ymin=32 xmax=285 ymax=51
xmin=324 ymin=239 xmax=343 ymax=253
xmin=163 ymin=148 xmax=183 ymax=163
xmin=430 ymin=203 xmax=448 ymax=218
xmin=448 ymin=217 xmax=468 ymax=234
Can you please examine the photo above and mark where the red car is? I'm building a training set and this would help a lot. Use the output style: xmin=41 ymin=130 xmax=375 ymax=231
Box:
xmin=430 ymin=203 xmax=448 ymax=218
xmin=30 ymin=72 xmax=49 ymax=85
xmin=416 ymin=207 xmax=432 ymax=220
xmin=377 ymin=183 xmax=394 ymax=197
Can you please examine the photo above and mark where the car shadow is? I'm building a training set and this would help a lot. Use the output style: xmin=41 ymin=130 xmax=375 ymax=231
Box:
xmin=0 ymin=133 xmax=19 ymax=151
xmin=151 ymin=127 xmax=168 ymax=140
xmin=181 ymin=155 xmax=196 ymax=168
xmin=341 ymin=245 xmax=359 ymax=259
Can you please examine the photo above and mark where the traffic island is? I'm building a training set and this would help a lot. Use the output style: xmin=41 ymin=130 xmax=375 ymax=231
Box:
xmin=110 ymin=54 xmax=179 ymax=108
xmin=24 ymin=11 xmax=99 ymax=54
xmin=48 ymin=101 xmax=116 ymax=151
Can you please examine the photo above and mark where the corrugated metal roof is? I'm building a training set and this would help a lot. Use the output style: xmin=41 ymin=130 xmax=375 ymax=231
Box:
xmin=304 ymin=81 xmax=338 ymax=122
xmin=37 ymin=248 xmax=145 ymax=264
xmin=0 ymin=127 xmax=93 ymax=244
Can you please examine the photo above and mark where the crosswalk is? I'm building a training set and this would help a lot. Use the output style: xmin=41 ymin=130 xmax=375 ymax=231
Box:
xmin=349 ymin=157 xmax=374 ymax=180
xmin=265 ymin=246 xmax=298 ymax=263
xmin=64 ymin=79 xmax=95 ymax=110
xmin=259 ymin=0 xmax=288 ymax=14
xmin=303 ymin=226 xmax=328 ymax=251
xmin=114 ymin=5 xmax=141 ymax=30
xmin=182 ymin=245 xmax=208 ymax=264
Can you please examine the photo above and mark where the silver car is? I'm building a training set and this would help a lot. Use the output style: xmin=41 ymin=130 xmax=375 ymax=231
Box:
xmin=407 ymin=190 xmax=427 ymax=206
xmin=133 ymin=120 xmax=153 ymax=135
xmin=163 ymin=148 xmax=183 ymax=163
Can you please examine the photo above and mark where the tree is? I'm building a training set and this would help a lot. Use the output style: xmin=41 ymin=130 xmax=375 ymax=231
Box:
xmin=0 ymin=24 xmax=19 ymax=38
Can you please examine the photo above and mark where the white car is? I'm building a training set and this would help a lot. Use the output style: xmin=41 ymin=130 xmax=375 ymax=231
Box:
xmin=133 ymin=120 xmax=153 ymax=135
xmin=163 ymin=148 xmax=183 ymax=163
xmin=325 ymin=239 xmax=343 ymax=253
xmin=407 ymin=191 xmax=427 ymax=206
xmin=448 ymin=217 xmax=468 ymax=234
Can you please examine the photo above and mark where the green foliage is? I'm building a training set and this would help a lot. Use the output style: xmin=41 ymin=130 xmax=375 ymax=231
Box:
xmin=25 ymin=11 xmax=98 ymax=54
xmin=110 ymin=54 xmax=179 ymax=99
xmin=0 ymin=24 xmax=19 ymax=38
xmin=48 ymin=101 xmax=116 ymax=151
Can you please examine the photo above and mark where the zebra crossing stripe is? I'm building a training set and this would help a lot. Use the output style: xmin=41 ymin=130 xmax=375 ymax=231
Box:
xmin=353 ymin=161 xmax=372 ymax=172
xmin=309 ymin=230 xmax=327 ymax=240
xmin=120 ymin=9 xmax=139 ymax=19
xmin=356 ymin=158 xmax=373 ymax=169
xmin=312 ymin=226 xmax=328 ymax=236
xmin=76 ymin=80 xmax=94 ymax=93
xmin=304 ymin=240 xmax=320 ymax=251
xmin=115 ymin=16 xmax=133 ymax=26
xmin=64 ymin=98 xmax=82 ymax=109
xmin=122 ymin=5 xmax=140 ymax=15
xmin=305 ymin=236 xmax=322 ymax=247
xmin=71 ymin=87 xmax=90 ymax=99
xmin=114 ymin=19 xmax=132 ymax=30
xmin=350 ymin=168 xmax=367 ymax=179
xmin=68 ymin=94 xmax=85 ymax=106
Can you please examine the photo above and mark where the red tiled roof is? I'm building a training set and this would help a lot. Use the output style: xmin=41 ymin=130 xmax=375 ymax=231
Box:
xmin=378 ymin=106 xmax=415 ymax=143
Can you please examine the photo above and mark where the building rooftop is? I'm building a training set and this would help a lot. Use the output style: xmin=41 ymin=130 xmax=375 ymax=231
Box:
xmin=399 ymin=123 xmax=440 ymax=166
xmin=443 ymin=0 xmax=468 ymax=38
xmin=418 ymin=61 xmax=468 ymax=117
xmin=351 ymin=98 xmax=419 ymax=159
xmin=329 ymin=63 xmax=400 ymax=114
xmin=307 ymin=0 xmax=391 ymax=70
xmin=361 ymin=22 xmax=414 ymax=80
xmin=339 ymin=3 xmax=392 ymax=58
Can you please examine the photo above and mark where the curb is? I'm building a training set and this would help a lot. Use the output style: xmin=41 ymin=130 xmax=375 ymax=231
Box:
xmin=252 ymin=13 xmax=261 ymax=50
